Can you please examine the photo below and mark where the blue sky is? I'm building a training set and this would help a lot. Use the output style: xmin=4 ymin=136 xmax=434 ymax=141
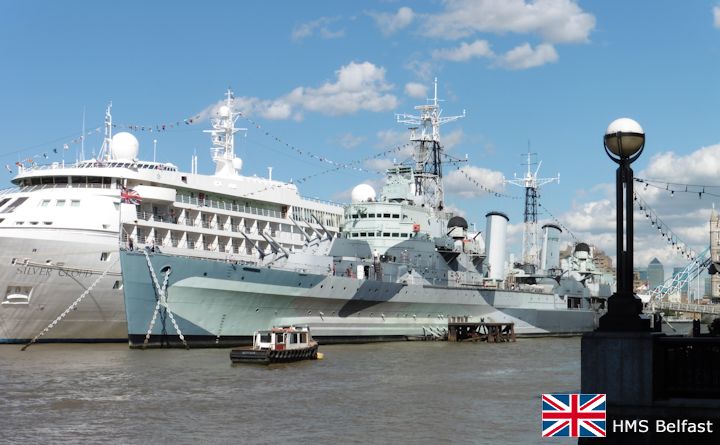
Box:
xmin=3 ymin=0 xmax=720 ymax=274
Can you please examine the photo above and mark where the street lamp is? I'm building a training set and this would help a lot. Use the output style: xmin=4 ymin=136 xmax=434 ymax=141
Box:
xmin=599 ymin=118 xmax=651 ymax=331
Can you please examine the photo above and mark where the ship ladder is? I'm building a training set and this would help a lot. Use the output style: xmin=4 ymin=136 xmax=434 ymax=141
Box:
xmin=21 ymin=257 xmax=120 ymax=351
xmin=142 ymin=250 xmax=189 ymax=349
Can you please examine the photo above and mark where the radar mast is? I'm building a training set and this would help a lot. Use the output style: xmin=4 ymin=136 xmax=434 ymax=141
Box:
xmin=396 ymin=78 xmax=465 ymax=211
xmin=205 ymin=88 xmax=247 ymax=177
xmin=505 ymin=149 xmax=559 ymax=270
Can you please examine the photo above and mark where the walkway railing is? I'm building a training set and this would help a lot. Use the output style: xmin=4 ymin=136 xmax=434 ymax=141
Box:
xmin=654 ymin=336 xmax=720 ymax=399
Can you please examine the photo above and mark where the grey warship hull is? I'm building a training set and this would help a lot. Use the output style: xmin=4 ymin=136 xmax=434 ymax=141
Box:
xmin=121 ymin=250 xmax=597 ymax=348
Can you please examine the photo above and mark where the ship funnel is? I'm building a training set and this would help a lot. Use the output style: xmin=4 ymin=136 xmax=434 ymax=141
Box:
xmin=540 ymin=224 xmax=562 ymax=272
xmin=485 ymin=211 xmax=509 ymax=281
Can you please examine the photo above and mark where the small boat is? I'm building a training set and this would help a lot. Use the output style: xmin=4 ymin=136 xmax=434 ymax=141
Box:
xmin=230 ymin=326 xmax=319 ymax=364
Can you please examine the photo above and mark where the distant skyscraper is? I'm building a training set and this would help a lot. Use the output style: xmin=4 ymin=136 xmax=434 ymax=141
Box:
xmin=672 ymin=266 xmax=688 ymax=296
xmin=647 ymin=258 xmax=664 ymax=291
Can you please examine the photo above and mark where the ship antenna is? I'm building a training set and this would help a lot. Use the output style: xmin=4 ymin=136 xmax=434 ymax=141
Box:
xmin=204 ymin=88 xmax=247 ymax=177
xmin=97 ymin=102 xmax=112 ymax=162
xmin=504 ymin=148 xmax=559 ymax=270
xmin=395 ymin=77 xmax=465 ymax=211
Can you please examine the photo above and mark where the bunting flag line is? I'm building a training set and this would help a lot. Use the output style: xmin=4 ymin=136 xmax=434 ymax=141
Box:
xmin=538 ymin=203 xmax=578 ymax=243
xmin=633 ymin=191 xmax=697 ymax=261
xmin=635 ymin=177 xmax=720 ymax=200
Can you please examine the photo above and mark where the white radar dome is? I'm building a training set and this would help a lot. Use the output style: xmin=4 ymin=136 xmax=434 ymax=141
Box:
xmin=218 ymin=105 xmax=231 ymax=118
xmin=110 ymin=132 xmax=139 ymax=161
xmin=351 ymin=183 xmax=376 ymax=203
xmin=232 ymin=157 xmax=243 ymax=171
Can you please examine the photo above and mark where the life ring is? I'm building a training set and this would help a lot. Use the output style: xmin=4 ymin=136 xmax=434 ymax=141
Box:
xmin=412 ymin=223 xmax=420 ymax=232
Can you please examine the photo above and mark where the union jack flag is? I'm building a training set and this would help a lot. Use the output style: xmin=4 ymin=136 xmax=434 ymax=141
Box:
xmin=121 ymin=186 xmax=142 ymax=205
xmin=542 ymin=393 xmax=606 ymax=437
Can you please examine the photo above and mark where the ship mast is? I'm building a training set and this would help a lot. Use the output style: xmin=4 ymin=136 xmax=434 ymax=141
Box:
xmin=97 ymin=102 xmax=113 ymax=162
xmin=205 ymin=88 xmax=246 ymax=177
xmin=505 ymin=149 xmax=559 ymax=270
xmin=396 ymin=78 xmax=465 ymax=210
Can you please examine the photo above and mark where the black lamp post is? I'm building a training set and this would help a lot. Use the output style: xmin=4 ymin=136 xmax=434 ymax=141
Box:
xmin=598 ymin=118 xmax=651 ymax=331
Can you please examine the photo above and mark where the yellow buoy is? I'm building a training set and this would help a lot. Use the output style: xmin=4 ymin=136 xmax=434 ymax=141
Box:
xmin=316 ymin=352 xmax=325 ymax=360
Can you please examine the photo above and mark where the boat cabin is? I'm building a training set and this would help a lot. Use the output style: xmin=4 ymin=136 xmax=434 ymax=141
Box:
xmin=253 ymin=326 xmax=313 ymax=351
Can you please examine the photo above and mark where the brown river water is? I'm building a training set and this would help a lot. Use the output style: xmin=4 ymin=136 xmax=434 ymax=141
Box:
xmin=0 ymin=338 xmax=582 ymax=445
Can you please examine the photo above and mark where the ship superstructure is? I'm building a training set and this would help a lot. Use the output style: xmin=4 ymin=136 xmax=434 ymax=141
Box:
xmin=120 ymin=81 xmax=602 ymax=348
xmin=0 ymin=90 xmax=343 ymax=343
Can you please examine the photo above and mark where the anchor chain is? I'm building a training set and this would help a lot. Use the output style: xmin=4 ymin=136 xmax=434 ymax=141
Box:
xmin=141 ymin=250 xmax=188 ymax=349
xmin=21 ymin=257 xmax=120 ymax=351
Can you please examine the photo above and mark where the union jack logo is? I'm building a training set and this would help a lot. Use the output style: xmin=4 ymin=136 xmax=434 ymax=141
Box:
xmin=121 ymin=186 xmax=142 ymax=205
xmin=542 ymin=393 xmax=606 ymax=437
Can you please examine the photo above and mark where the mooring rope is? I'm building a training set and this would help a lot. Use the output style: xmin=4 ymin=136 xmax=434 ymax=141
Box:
xmin=141 ymin=250 xmax=188 ymax=349
xmin=21 ymin=257 xmax=119 ymax=351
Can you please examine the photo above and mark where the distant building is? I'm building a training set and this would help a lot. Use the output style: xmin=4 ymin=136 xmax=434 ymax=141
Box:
xmin=711 ymin=208 xmax=720 ymax=301
xmin=647 ymin=258 xmax=664 ymax=291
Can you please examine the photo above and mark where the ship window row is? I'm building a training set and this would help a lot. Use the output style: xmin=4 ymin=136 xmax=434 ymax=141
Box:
xmin=38 ymin=199 xmax=80 ymax=207
xmin=349 ymin=232 xmax=409 ymax=238
xmin=350 ymin=213 xmax=400 ymax=220
xmin=17 ymin=176 xmax=114 ymax=188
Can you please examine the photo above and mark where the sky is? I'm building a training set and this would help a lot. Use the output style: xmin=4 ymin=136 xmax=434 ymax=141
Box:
xmin=2 ymin=0 xmax=720 ymax=276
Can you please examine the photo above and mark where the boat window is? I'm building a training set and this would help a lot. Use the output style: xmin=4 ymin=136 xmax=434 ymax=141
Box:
xmin=70 ymin=176 xmax=85 ymax=185
xmin=4 ymin=197 xmax=28 ymax=213
xmin=0 ymin=198 xmax=9 ymax=209
xmin=39 ymin=200 xmax=50 ymax=207
xmin=391 ymin=233 xmax=399 ymax=237
xmin=41 ymin=176 xmax=54 ymax=184
xmin=56 ymin=200 xmax=66 ymax=207
xmin=30 ymin=177 xmax=41 ymax=185
xmin=367 ymin=233 xmax=374 ymax=237
xmin=392 ymin=214 xmax=400 ymax=219
xmin=289 ymin=334 xmax=298 ymax=344
xmin=351 ymin=214 xmax=358 ymax=219
xmin=359 ymin=214 xmax=367 ymax=219
xmin=259 ymin=333 xmax=271 ymax=343
xmin=351 ymin=233 xmax=359 ymax=237
xmin=383 ymin=233 xmax=390 ymax=237
xmin=275 ymin=333 xmax=284 ymax=344
xmin=360 ymin=232 xmax=366 ymax=237
xmin=70 ymin=200 xmax=80 ymax=207
xmin=88 ymin=177 xmax=102 ymax=184
xmin=383 ymin=213 xmax=390 ymax=218
xmin=54 ymin=176 xmax=68 ymax=184
xmin=401 ymin=233 xmax=408 ymax=238
xmin=368 ymin=214 xmax=375 ymax=218
xmin=300 ymin=333 xmax=307 ymax=343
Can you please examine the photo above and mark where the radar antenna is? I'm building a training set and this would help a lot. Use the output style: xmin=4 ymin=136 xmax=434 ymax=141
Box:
xmin=204 ymin=88 xmax=247 ymax=177
xmin=396 ymin=78 xmax=465 ymax=210
xmin=505 ymin=148 xmax=559 ymax=269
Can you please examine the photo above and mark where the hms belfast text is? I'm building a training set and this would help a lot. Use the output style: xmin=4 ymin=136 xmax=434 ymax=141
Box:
xmin=121 ymin=81 xmax=605 ymax=348
xmin=0 ymin=90 xmax=343 ymax=343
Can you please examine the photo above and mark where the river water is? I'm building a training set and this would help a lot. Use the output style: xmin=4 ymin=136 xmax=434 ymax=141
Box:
xmin=0 ymin=338 xmax=581 ymax=445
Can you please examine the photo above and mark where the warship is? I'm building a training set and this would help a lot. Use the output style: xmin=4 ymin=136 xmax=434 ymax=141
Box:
xmin=120 ymin=81 xmax=604 ymax=348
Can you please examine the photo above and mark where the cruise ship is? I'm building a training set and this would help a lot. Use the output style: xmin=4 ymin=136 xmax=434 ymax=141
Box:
xmin=120 ymin=82 xmax=604 ymax=348
xmin=0 ymin=90 xmax=343 ymax=344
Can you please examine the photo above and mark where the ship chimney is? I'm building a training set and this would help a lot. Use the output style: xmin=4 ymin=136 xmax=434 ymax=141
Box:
xmin=485 ymin=211 xmax=509 ymax=281
xmin=540 ymin=224 xmax=562 ymax=272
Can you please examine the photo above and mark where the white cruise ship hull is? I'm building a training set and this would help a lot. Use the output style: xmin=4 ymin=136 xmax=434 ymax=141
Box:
xmin=0 ymin=230 xmax=125 ymax=343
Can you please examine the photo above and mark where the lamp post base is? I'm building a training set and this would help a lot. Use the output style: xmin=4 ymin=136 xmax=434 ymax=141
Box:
xmin=598 ymin=292 xmax=651 ymax=332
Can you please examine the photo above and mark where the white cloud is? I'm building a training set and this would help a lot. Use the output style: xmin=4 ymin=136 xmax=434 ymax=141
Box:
xmin=444 ymin=165 xmax=506 ymax=198
xmin=336 ymin=133 xmax=366 ymax=149
xmin=369 ymin=6 xmax=415 ymax=35
xmin=432 ymin=39 xmax=494 ymax=61
xmin=714 ymin=6 xmax=720 ymax=28
xmin=285 ymin=61 xmax=397 ymax=116
xmin=496 ymin=42 xmax=558 ymax=70
xmin=375 ymin=129 xmax=409 ymax=149
xmin=404 ymin=82 xmax=428 ymax=98
xmin=292 ymin=17 xmax=344 ymax=41
xmin=424 ymin=0 xmax=595 ymax=44
xmin=556 ymin=144 xmax=720 ymax=269
xmin=216 ymin=62 xmax=398 ymax=120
